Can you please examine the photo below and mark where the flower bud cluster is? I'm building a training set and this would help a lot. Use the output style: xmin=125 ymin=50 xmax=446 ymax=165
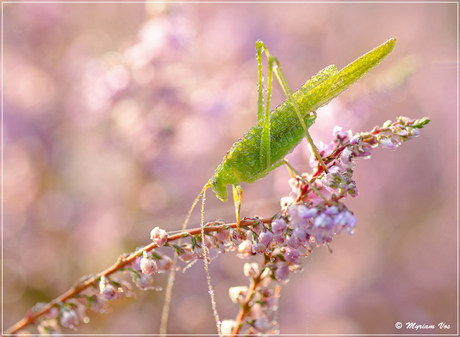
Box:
xmin=302 ymin=117 xmax=430 ymax=203
xmin=219 ymin=118 xmax=430 ymax=334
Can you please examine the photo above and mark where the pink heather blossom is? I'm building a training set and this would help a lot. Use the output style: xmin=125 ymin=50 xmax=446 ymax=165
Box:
xmin=150 ymin=227 xmax=168 ymax=246
xmin=60 ymin=309 xmax=79 ymax=329
xmin=99 ymin=280 xmax=118 ymax=301
xmin=274 ymin=265 xmax=290 ymax=282
xmin=140 ymin=254 xmax=158 ymax=275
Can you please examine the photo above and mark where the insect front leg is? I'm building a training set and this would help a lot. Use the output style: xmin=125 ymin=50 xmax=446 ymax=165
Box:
xmin=232 ymin=183 xmax=243 ymax=225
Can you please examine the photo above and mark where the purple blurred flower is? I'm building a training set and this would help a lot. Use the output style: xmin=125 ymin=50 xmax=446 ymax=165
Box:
xmin=60 ymin=309 xmax=79 ymax=329
xmin=283 ymin=248 xmax=301 ymax=264
xmin=274 ymin=265 xmax=290 ymax=282
xmin=258 ymin=230 xmax=274 ymax=247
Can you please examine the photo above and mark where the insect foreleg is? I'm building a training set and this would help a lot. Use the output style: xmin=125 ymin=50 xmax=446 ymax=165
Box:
xmin=232 ymin=183 xmax=243 ymax=225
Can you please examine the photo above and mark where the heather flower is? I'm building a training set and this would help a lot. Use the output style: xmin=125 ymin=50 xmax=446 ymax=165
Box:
xmin=229 ymin=228 xmax=241 ymax=245
xmin=247 ymin=302 xmax=263 ymax=320
xmin=99 ymin=276 xmax=118 ymax=301
xmin=253 ymin=316 xmax=278 ymax=334
xmin=192 ymin=245 xmax=205 ymax=259
xmin=258 ymin=230 xmax=274 ymax=247
xmin=283 ymin=247 xmax=301 ymax=264
xmin=229 ymin=286 xmax=248 ymax=303
xmin=280 ymin=196 xmax=295 ymax=211
xmin=293 ymin=226 xmax=308 ymax=243
xmin=243 ymin=262 xmax=260 ymax=278
xmin=114 ymin=279 xmax=136 ymax=299
xmin=150 ymin=227 xmax=168 ymax=246
xmin=135 ymin=273 xmax=155 ymax=291
xmin=274 ymin=265 xmax=290 ymax=282
xmin=296 ymin=204 xmax=318 ymax=220
xmin=252 ymin=242 xmax=267 ymax=254
xmin=286 ymin=234 xmax=302 ymax=249
xmin=272 ymin=233 xmax=286 ymax=245
xmin=140 ymin=252 xmax=158 ymax=275
xmin=214 ymin=228 xmax=230 ymax=242
xmin=87 ymin=295 xmax=108 ymax=313
xmin=33 ymin=302 xmax=58 ymax=319
xmin=178 ymin=244 xmax=194 ymax=263
xmin=332 ymin=126 xmax=352 ymax=143
xmin=221 ymin=320 xmax=237 ymax=335
xmin=66 ymin=299 xmax=87 ymax=321
xmin=238 ymin=240 xmax=253 ymax=258
xmin=313 ymin=213 xmax=334 ymax=246
xmin=156 ymin=255 xmax=172 ymax=273
xmin=260 ymin=289 xmax=279 ymax=312
xmin=37 ymin=319 xmax=61 ymax=335
xmin=333 ymin=209 xmax=357 ymax=235
xmin=271 ymin=218 xmax=287 ymax=235
xmin=380 ymin=136 xmax=399 ymax=149
xmin=130 ymin=256 xmax=142 ymax=271
xmin=60 ymin=308 xmax=79 ymax=329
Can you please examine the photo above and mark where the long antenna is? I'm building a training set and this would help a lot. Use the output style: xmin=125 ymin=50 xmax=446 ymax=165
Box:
xmin=160 ymin=183 xmax=210 ymax=336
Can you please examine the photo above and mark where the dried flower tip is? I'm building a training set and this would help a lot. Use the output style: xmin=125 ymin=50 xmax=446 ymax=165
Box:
xmin=229 ymin=286 xmax=248 ymax=303
xmin=150 ymin=227 xmax=168 ymax=246
xmin=221 ymin=320 xmax=238 ymax=335
xmin=156 ymin=255 xmax=172 ymax=273
xmin=243 ymin=262 xmax=260 ymax=278
xmin=238 ymin=240 xmax=253 ymax=256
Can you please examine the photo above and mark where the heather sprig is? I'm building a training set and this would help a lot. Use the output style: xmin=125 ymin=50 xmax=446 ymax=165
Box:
xmin=6 ymin=117 xmax=429 ymax=336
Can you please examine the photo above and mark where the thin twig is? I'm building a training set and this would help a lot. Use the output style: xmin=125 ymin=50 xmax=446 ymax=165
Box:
xmin=5 ymin=218 xmax=272 ymax=335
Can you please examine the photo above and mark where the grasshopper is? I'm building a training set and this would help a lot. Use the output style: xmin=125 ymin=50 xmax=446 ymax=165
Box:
xmin=187 ymin=38 xmax=397 ymax=227
xmin=161 ymin=38 xmax=397 ymax=334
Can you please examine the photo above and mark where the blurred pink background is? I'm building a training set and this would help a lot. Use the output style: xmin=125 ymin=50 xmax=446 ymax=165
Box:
xmin=3 ymin=2 xmax=457 ymax=335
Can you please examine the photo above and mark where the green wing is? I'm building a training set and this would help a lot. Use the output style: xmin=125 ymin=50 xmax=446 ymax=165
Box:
xmin=315 ymin=38 xmax=397 ymax=109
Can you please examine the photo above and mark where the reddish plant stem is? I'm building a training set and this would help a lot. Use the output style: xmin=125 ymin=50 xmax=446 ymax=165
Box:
xmin=231 ymin=266 xmax=265 ymax=336
xmin=5 ymin=218 xmax=273 ymax=335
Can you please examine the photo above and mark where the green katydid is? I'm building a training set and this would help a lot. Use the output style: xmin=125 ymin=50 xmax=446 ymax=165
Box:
xmin=160 ymin=38 xmax=397 ymax=334
xmin=188 ymin=37 xmax=397 ymax=227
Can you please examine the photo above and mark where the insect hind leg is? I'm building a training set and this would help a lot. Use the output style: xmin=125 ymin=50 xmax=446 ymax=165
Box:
xmin=256 ymin=40 xmax=328 ymax=173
